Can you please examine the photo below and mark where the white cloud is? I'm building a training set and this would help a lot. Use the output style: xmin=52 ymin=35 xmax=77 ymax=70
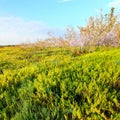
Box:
xmin=57 ymin=0 xmax=73 ymax=3
xmin=108 ymin=0 xmax=120 ymax=8
xmin=0 ymin=16 xmax=64 ymax=45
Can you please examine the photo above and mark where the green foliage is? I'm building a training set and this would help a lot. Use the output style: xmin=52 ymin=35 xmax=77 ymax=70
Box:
xmin=0 ymin=46 xmax=120 ymax=119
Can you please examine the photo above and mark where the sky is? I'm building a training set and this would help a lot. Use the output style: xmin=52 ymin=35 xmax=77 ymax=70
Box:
xmin=0 ymin=0 xmax=120 ymax=45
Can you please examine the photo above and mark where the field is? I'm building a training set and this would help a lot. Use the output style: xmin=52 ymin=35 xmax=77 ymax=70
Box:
xmin=0 ymin=46 xmax=120 ymax=120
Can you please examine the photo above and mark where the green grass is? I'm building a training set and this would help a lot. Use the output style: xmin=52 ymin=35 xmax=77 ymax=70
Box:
xmin=0 ymin=46 xmax=120 ymax=120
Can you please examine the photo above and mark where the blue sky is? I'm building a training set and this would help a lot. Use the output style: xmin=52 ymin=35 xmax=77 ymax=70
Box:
xmin=0 ymin=0 xmax=120 ymax=45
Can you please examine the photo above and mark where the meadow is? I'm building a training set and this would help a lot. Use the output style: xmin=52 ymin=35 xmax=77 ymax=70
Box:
xmin=0 ymin=7 xmax=120 ymax=120
xmin=0 ymin=46 xmax=120 ymax=120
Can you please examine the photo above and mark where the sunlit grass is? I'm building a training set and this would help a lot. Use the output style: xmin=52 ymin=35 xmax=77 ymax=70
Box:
xmin=0 ymin=46 xmax=120 ymax=119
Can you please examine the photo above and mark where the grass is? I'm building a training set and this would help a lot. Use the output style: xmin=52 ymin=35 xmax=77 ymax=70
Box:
xmin=0 ymin=46 xmax=120 ymax=119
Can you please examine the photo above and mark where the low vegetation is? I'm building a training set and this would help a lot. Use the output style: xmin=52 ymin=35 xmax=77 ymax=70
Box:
xmin=0 ymin=8 xmax=120 ymax=119
xmin=0 ymin=46 xmax=120 ymax=119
